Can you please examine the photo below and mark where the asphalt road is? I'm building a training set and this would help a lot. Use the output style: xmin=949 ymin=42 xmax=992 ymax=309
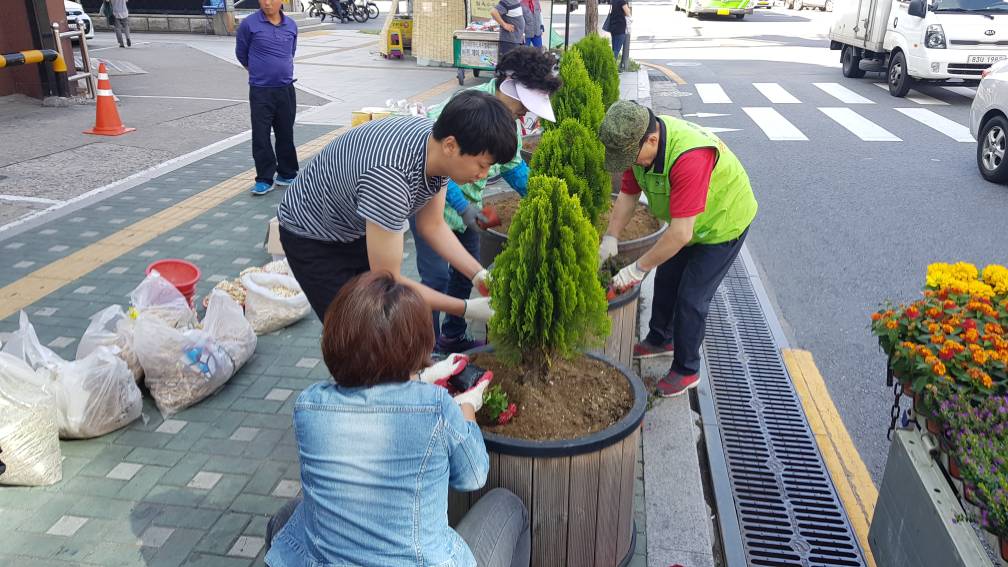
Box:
xmin=637 ymin=6 xmax=1008 ymax=481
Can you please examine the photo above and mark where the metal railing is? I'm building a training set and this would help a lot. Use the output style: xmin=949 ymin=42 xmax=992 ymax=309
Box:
xmin=51 ymin=21 xmax=96 ymax=99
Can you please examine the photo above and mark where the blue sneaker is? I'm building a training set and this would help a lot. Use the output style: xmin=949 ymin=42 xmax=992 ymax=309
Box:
xmin=274 ymin=175 xmax=296 ymax=187
xmin=250 ymin=181 xmax=273 ymax=196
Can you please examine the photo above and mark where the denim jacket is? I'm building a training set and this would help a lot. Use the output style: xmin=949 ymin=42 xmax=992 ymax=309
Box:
xmin=264 ymin=380 xmax=490 ymax=567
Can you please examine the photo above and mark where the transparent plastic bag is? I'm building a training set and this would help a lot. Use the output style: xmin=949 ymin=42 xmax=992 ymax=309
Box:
xmin=77 ymin=305 xmax=144 ymax=383
xmin=2 ymin=311 xmax=142 ymax=439
xmin=129 ymin=270 xmax=196 ymax=329
xmin=135 ymin=291 xmax=255 ymax=417
xmin=0 ymin=352 xmax=62 ymax=486
xmin=240 ymin=272 xmax=310 ymax=334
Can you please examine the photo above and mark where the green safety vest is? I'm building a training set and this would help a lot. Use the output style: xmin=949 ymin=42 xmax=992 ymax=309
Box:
xmin=632 ymin=116 xmax=757 ymax=245
xmin=426 ymin=79 xmax=524 ymax=233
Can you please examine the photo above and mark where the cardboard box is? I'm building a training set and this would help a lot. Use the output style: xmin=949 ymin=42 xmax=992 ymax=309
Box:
xmin=265 ymin=217 xmax=285 ymax=260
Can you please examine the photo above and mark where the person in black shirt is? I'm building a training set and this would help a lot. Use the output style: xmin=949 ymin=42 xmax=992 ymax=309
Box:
xmin=609 ymin=0 xmax=632 ymax=60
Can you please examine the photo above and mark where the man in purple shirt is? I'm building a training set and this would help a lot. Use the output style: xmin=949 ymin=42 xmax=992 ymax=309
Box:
xmin=236 ymin=0 xmax=299 ymax=196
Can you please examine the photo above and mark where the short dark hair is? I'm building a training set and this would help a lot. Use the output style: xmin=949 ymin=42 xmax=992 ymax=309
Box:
xmin=639 ymin=108 xmax=657 ymax=147
xmin=321 ymin=272 xmax=434 ymax=387
xmin=432 ymin=90 xmax=518 ymax=165
xmin=495 ymin=47 xmax=562 ymax=94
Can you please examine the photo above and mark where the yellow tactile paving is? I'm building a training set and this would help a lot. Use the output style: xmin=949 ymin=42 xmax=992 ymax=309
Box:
xmin=782 ymin=348 xmax=878 ymax=567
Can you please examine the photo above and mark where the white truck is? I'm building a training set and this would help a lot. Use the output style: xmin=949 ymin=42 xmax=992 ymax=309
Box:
xmin=828 ymin=0 xmax=1008 ymax=97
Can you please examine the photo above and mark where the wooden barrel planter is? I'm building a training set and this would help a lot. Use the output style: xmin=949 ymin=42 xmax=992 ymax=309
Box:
xmin=519 ymin=132 xmax=541 ymax=164
xmin=479 ymin=193 xmax=667 ymax=267
xmin=448 ymin=351 xmax=648 ymax=567
xmin=602 ymin=284 xmax=640 ymax=369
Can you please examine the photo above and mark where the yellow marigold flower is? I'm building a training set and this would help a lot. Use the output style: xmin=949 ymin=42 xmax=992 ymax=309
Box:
xmin=885 ymin=320 xmax=899 ymax=330
xmin=902 ymin=341 xmax=917 ymax=350
xmin=982 ymin=264 xmax=1008 ymax=295
xmin=932 ymin=361 xmax=947 ymax=376
xmin=925 ymin=356 xmax=939 ymax=366
xmin=983 ymin=373 xmax=994 ymax=388
xmin=972 ymin=349 xmax=990 ymax=365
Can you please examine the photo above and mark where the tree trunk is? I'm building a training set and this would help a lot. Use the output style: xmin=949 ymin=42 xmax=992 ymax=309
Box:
xmin=585 ymin=0 xmax=599 ymax=36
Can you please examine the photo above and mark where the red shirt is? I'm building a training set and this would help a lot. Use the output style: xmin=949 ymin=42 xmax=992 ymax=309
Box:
xmin=620 ymin=147 xmax=716 ymax=219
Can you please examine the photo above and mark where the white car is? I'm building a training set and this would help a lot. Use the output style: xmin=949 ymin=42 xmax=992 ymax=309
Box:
xmin=65 ymin=0 xmax=94 ymax=40
xmin=971 ymin=60 xmax=1008 ymax=183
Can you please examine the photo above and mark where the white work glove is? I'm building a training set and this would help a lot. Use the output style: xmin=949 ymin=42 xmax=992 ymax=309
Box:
xmin=453 ymin=372 xmax=493 ymax=411
xmin=599 ymin=235 xmax=619 ymax=263
xmin=463 ymin=297 xmax=494 ymax=322
xmin=612 ymin=261 xmax=648 ymax=293
xmin=460 ymin=205 xmax=489 ymax=232
xmin=417 ymin=353 xmax=469 ymax=388
xmin=471 ymin=269 xmax=490 ymax=297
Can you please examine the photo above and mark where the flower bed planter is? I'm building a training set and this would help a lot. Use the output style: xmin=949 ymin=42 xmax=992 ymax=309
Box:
xmin=448 ymin=350 xmax=647 ymax=567
xmin=478 ymin=192 xmax=666 ymax=267
xmin=519 ymin=133 xmax=540 ymax=164
xmin=601 ymin=285 xmax=640 ymax=369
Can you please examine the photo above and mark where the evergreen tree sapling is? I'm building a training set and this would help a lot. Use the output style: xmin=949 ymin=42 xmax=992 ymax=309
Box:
xmin=530 ymin=118 xmax=610 ymax=228
xmin=488 ymin=176 xmax=610 ymax=377
xmin=543 ymin=49 xmax=605 ymax=134
xmin=573 ymin=34 xmax=620 ymax=109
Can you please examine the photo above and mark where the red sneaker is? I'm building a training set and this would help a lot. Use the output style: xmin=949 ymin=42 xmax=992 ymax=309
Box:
xmin=655 ymin=370 xmax=700 ymax=398
xmin=633 ymin=341 xmax=674 ymax=359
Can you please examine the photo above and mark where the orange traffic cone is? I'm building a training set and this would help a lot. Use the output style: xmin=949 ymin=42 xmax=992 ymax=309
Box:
xmin=84 ymin=62 xmax=135 ymax=136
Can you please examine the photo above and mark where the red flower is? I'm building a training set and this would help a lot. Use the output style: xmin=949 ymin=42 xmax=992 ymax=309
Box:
xmin=905 ymin=306 xmax=921 ymax=319
xmin=944 ymin=300 xmax=957 ymax=310
xmin=497 ymin=403 xmax=517 ymax=425
xmin=962 ymin=319 xmax=978 ymax=331
xmin=939 ymin=347 xmax=954 ymax=361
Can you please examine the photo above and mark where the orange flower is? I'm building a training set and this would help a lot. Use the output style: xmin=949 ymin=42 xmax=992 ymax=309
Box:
xmin=972 ymin=349 xmax=990 ymax=365
xmin=871 ymin=312 xmax=883 ymax=322
xmin=928 ymin=323 xmax=941 ymax=334
xmin=964 ymin=328 xmax=980 ymax=343
xmin=925 ymin=355 xmax=940 ymax=366
xmin=944 ymin=300 xmax=957 ymax=310
xmin=939 ymin=347 xmax=954 ymax=361
xmin=905 ymin=306 xmax=921 ymax=319
xmin=932 ymin=361 xmax=947 ymax=376
xmin=930 ymin=334 xmax=945 ymax=344
xmin=985 ymin=322 xmax=1004 ymax=335
xmin=942 ymin=324 xmax=955 ymax=335
xmin=918 ymin=346 xmax=933 ymax=357
xmin=885 ymin=320 xmax=899 ymax=330
xmin=983 ymin=374 xmax=994 ymax=388
xmin=927 ymin=307 xmax=943 ymax=319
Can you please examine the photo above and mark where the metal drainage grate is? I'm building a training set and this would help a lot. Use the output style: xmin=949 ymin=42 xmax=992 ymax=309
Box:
xmin=700 ymin=254 xmax=866 ymax=567
xmin=648 ymin=70 xmax=671 ymax=82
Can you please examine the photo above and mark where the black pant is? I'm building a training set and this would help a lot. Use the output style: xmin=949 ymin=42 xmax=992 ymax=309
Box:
xmin=250 ymin=84 xmax=298 ymax=185
xmin=279 ymin=227 xmax=370 ymax=322
xmin=647 ymin=226 xmax=750 ymax=375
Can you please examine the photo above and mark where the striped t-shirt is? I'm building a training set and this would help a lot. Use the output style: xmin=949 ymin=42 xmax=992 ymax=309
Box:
xmin=277 ymin=116 xmax=446 ymax=243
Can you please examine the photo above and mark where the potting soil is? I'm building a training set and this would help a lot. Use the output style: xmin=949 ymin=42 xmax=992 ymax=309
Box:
xmin=493 ymin=194 xmax=661 ymax=241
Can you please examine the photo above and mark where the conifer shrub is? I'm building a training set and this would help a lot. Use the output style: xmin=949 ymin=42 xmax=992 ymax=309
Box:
xmin=543 ymin=49 xmax=605 ymax=134
xmin=530 ymin=118 xmax=610 ymax=228
xmin=488 ymin=175 xmax=610 ymax=376
xmin=573 ymin=34 xmax=620 ymax=109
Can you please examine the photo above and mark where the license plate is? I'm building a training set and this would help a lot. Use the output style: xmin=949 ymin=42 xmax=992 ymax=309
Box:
xmin=968 ymin=55 xmax=1007 ymax=64
xmin=717 ymin=8 xmax=730 ymax=14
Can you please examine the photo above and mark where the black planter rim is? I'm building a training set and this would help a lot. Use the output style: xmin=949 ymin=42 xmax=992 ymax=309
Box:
xmin=465 ymin=346 xmax=647 ymax=457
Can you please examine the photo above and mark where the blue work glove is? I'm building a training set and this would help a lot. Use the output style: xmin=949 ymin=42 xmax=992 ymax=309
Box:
xmin=501 ymin=161 xmax=529 ymax=197
xmin=445 ymin=180 xmax=470 ymax=214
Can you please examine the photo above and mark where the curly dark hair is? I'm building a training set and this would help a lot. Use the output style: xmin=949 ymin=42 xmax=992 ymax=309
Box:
xmin=494 ymin=47 xmax=563 ymax=94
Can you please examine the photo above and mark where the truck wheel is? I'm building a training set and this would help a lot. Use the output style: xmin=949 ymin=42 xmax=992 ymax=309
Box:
xmin=735 ymin=13 xmax=744 ymax=18
xmin=978 ymin=115 xmax=1008 ymax=183
xmin=888 ymin=51 xmax=912 ymax=97
xmin=842 ymin=46 xmax=866 ymax=78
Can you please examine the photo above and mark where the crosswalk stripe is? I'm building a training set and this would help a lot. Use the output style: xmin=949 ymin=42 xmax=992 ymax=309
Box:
xmin=819 ymin=107 xmax=901 ymax=141
xmin=754 ymin=83 xmax=801 ymax=104
xmin=813 ymin=83 xmax=874 ymax=104
xmin=874 ymin=83 xmax=949 ymax=105
xmin=742 ymin=107 xmax=808 ymax=141
xmin=943 ymin=86 xmax=977 ymax=99
xmin=696 ymin=83 xmax=732 ymax=104
xmin=895 ymin=108 xmax=974 ymax=142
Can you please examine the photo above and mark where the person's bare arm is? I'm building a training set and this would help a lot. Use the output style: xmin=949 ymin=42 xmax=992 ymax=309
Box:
xmin=636 ymin=215 xmax=696 ymax=272
xmin=364 ymin=222 xmax=469 ymax=316
xmin=491 ymin=7 xmax=516 ymax=32
xmin=623 ymin=2 xmax=632 ymax=16
xmin=414 ymin=190 xmax=483 ymax=281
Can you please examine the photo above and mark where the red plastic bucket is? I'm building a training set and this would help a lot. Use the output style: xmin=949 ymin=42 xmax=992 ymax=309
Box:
xmin=146 ymin=259 xmax=201 ymax=306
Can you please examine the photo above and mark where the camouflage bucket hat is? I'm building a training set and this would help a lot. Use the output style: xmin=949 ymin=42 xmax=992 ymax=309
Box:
xmin=598 ymin=101 xmax=651 ymax=173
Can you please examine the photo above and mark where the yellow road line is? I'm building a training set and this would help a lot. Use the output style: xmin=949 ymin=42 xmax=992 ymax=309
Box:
xmin=782 ymin=348 xmax=878 ymax=567
xmin=639 ymin=61 xmax=687 ymax=86
xmin=0 ymin=131 xmax=341 ymax=320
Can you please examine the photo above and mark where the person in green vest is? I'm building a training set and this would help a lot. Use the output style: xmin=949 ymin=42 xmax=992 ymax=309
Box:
xmin=410 ymin=46 xmax=561 ymax=354
xmin=598 ymin=101 xmax=758 ymax=397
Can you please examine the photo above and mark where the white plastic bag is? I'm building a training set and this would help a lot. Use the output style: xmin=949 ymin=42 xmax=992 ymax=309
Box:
xmin=135 ymin=291 xmax=255 ymax=417
xmin=77 ymin=305 xmax=143 ymax=383
xmin=129 ymin=270 xmax=196 ymax=329
xmin=240 ymin=272 xmax=311 ymax=334
xmin=0 ymin=352 xmax=62 ymax=486
xmin=2 ymin=311 xmax=142 ymax=439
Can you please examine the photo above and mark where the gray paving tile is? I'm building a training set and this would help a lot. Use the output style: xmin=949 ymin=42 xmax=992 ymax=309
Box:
xmin=45 ymin=515 xmax=89 ymax=536
xmin=106 ymin=462 xmax=144 ymax=481
xmin=140 ymin=526 xmax=176 ymax=548
xmin=187 ymin=471 xmax=224 ymax=491
xmin=228 ymin=536 xmax=264 ymax=558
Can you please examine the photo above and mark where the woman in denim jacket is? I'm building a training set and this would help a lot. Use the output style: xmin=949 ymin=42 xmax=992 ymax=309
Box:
xmin=264 ymin=271 xmax=530 ymax=567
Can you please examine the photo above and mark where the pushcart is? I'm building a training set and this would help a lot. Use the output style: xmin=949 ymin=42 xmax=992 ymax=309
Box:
xmin=452 ymin=29 xmax=499 ymax=86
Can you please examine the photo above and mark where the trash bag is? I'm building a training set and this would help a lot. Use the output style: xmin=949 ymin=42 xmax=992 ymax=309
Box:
xmin=77 ymin=305 xmax=144 ymax=383
xmin=240 ymin=272 xmax=311 ymax=334
xmin=129 ymin=270 xmax=196 ymax=329
xmin=2 ymin=311 xmax=143 ymax=439
xmin=135 ymin=290 xmax=256 ymax=418
xmin=0 ymin=352 xmax=62 ymax=486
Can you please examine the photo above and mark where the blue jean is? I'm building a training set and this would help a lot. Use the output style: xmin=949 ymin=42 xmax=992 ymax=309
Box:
xmin=525 ymin=35 xmax=542 ymax=48
xmin=611 ymin=33 xmax=628 ymax=60
xmin=409 ymin=218 xmax=480 ymax=340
